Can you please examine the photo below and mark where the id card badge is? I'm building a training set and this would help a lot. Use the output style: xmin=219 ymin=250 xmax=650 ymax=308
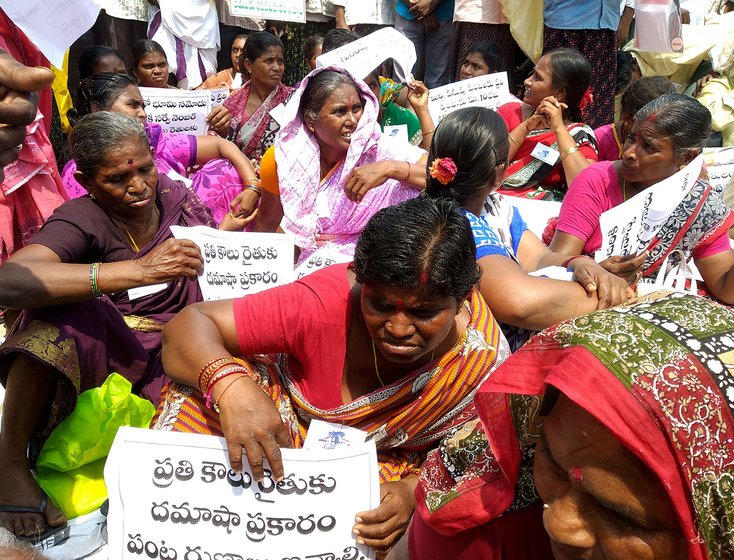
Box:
xmin=531 ymin=143 xmax=560 ymax=165
xmin=128 ymin=283 xmax=167 ymax=300
xmin=384 ymin=124 xmax=409 ymax=144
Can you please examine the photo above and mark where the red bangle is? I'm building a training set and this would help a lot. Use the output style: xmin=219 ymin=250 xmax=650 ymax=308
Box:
xmin=561 ymin=255 xmax=591 ymax=270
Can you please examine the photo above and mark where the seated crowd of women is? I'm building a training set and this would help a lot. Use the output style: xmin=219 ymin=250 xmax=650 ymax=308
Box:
xmin=0 ymin=32 xmax=733 ymax=560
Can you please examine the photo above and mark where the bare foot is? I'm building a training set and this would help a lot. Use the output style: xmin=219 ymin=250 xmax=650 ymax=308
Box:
xmin=0 ymin=454 xmax=66 ymax=538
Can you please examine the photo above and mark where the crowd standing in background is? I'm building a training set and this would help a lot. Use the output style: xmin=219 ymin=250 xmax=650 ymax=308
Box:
xmin=1 ymin=1 xmax=734 ymax=559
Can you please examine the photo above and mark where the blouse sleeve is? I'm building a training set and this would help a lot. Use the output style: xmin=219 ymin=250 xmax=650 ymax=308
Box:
xmin=555 ymin=164 xmax=610 ymax=247
xmin=259 ymin=146 xmax=280 ymax=196
xmin=232 ymin=265 xmax=349 ymax=370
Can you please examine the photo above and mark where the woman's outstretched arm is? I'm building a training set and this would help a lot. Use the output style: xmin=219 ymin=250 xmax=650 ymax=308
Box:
xmin=162 ymin=300 xmax=292 ymax=480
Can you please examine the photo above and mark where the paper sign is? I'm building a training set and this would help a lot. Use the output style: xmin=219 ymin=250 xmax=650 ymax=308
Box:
xmin=139 ymin=87 xmax=211 ymax=136
xmin=0 ymin=0 xmax=102 ymax=69
xmin=104 ymin=427 xmax=379 ymax=560
xmin=427 ymin=72 xmax=512 ymax=125
xmin=316 ymin=27 xmax=417 ymax=82
xmin=303 ymin=420 xmax=369 ymax=451
xmin=294 ymin=247 xmax=352 ymax=280
xmin=170 ymin=226 xmax=295 ymax=300
xmin=209 ymin=86 xmax=230 ymax=107
xmin=707 ymin=163 xmax=734 ymax=192
xmin=228 ymin=0 xmax=306 ymax=23
xmin=596 ymin=155 xmax=704 ymax=259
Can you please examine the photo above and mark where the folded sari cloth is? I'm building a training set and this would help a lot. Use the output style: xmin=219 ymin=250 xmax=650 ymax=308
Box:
xmin=416 ymin=291 xmax=734 ymax=560
xmin=0 ymin=177 xmax=213 ymax=436
xmin=273 ymin=66 xmax=425 ymax=262
xmin=223 ymin=80 xmax=293 ymax=163
xmin=154 ymin=287 xmax=510 ymax=482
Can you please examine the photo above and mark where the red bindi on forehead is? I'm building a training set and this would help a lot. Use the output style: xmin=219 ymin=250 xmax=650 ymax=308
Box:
xmin=128 ymin=159 xmax=134 ymax=166
xmin=571 ymin=465 xmax=583 ymax=483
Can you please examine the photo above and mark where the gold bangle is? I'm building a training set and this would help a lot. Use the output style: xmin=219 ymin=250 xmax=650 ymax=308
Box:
xmin=509 ymin=134 xmax=521 ymax=148
xmin=560 ymin=145 xmax=579 ymax=161
xmin=422 ymin=128 xmax=435 ymax=136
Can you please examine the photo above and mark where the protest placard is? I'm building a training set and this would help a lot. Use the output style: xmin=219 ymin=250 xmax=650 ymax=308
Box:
xmin=0 ymin=0 xmax=102 ymax=68
xmin=427 ymin=72 xmax=512 ymax=125
xmin=596 ymin=155 xmax=704 ymax=259
xmin=105 ymin=427 xmax=380 ymax=560
xmin=170 ymin=226 xmax=295 ymax=300
xmin=228 ymin=0 xmax=306 ymax=23
xmin=139 ymin=87 xmax=211 ymax=136
xmin=209 ymin=86 xmax=230 ymax=107
xmin=293 ymin=247 xmax=352 ymax=280
xmin=316 ymin=27 xmax=417 ymax=82
xmin=707 ymin=163 xmax=734 ymax=192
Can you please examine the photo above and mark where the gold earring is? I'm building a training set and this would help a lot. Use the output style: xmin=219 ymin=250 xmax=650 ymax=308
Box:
xmin=679 ymin=164 xmax=686 ymax=170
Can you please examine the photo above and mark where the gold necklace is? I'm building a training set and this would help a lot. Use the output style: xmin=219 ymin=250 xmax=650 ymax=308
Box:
xmin=114 ymin=205 xmax=159 ymax=254
xmin=119 ymin=222 xmax=140 ymax=253
xmin=372 ymin=340 xmax=435 ymax=388
xmin=622 ymin=179 xmax=627 ymax=202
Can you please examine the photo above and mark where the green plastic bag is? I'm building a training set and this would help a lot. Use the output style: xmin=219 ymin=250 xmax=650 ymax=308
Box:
xmin=36 ymin=373 xmax=155 ymax=518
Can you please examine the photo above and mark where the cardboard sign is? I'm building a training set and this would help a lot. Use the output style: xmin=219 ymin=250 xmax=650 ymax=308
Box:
xmin=227 ymin=0 xmax=306 ymax=23
xmin=105 ymin=427 xmax=380 ymax=560
xmin=427 ymin=72 xmax=512 ymax=125
xmin=596 ymin=155 xmax=704 ymax=259
xmin=316 ymin=27 xmax=417 ymax=82
xmin=139 ymin=88 xmax=211 ymax=136
xmin=170 ymin=226 xmax=295 ymax=300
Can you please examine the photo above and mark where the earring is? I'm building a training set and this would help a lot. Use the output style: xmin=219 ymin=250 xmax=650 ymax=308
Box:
xmin=679 ymin=164 xmax=686 ymax=170
xmin=543 ymin=504 xmax=550 ymax=511
xmin=89 ymin=193 xmax=97 ymax=201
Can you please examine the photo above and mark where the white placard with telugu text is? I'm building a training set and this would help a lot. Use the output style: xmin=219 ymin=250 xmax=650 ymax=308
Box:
xmin=139 ymin=88 xmax=211 ymax=136
xmin=170 ymin=226 xmax=295 ymax=300
xmin=596 ymin=155 xmax=704 ymax=259
xmin=104 ymin=427 xmax=379 ymax=560
xmin=427 ymin=72 xmax=512 ymax=125
xmin=209 ymin=86 xmax=230 ymax=107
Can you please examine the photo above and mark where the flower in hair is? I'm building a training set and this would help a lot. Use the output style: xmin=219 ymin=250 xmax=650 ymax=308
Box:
xmin=579 ymin=87 xmax=594 ymax=111
xmin=429 ymin=157 xmax=458 ymax=185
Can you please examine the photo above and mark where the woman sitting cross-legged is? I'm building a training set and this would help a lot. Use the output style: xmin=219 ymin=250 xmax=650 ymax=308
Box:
xmin=550 ymin=94 xmax=734 ymax=303
xmin=253 ymin=67 xmax=426 ymax=263
xmin=62 ymin=73 xmax=260 ymax=226
xmin=423 ymin=107 xmax=635 ymax=349
xmin=156 ymin=196 xmax=510 ymax=556
xmin=0 ymin=112 xmax=210 ymax=539
xmin=496 ymin=48 xmax=598 ymax=200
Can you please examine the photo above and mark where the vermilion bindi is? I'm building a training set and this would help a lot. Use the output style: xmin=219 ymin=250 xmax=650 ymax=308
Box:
xmin=420 ymin=271 xmax=429 ymax=284
xmin=571 ymin=465 xmax=583 ymax=483
xmin=395 ymin=300 xmax=405 ymax=310
xmin=128 ymin=159 xmax=134 ymax=165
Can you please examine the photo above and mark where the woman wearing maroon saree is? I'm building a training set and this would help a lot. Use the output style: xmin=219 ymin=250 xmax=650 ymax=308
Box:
xmin=0 ymin=112 xmax=209 ymax=540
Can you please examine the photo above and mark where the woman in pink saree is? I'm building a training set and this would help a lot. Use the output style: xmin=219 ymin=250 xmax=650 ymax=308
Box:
xmin=256 ymin=67 xmax=428 ymax=263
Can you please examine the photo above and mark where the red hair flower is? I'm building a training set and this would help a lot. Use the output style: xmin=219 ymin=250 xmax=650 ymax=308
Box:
xmin=429 ymin=157 xmax=458 ymax=185
xmin=579 ymin=87 xmax=594 ymax=111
